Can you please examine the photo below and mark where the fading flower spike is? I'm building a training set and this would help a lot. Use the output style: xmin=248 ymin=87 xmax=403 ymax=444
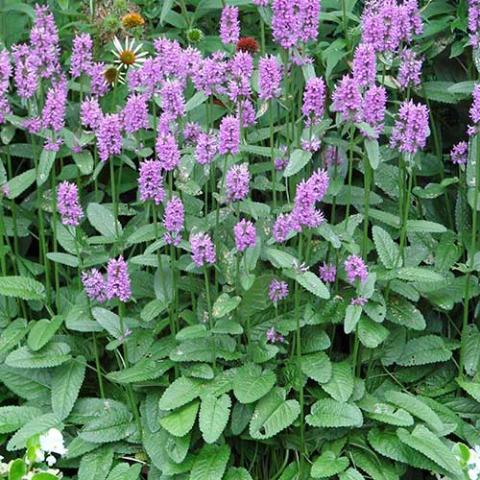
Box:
xmin=234 ymin=219 xmax=256 ymax=252
xmin=344 ymin=255 xmax=368 ymax=284
xmin=190 ymin=232 xmax=216 ymax=267
xmin=82 ymin=269 xmax=107 ymax=303
xmin=269 ymin=279 xmax=289 ymax=303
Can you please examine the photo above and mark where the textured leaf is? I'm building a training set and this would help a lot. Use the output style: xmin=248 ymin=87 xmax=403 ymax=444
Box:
xmin=360 ymin=399 xmax=413 ymax=427
xmin=0 ymin=276 xmax=45 ymax=300
xmin=7 ymin=413 xmax=62 ymax=451
xmin=396 ymin=335 xmax=452 ymax=366
xmin=87 ymin=203 xmax=122 ymax=238
xmin=339 ymin=468 xmax=365 ymax=480
xmin=212 ymin=293 xmax=241 ymax=318
xmin=159 ymin=376 xmax=203 ymax=410
xmin=284 ymin=149 xmax=312 ymax=177
xmin=78 ymin=447 xmax=114 ymax=480
xmin=457 ymin=379 xmax=480 ymax=403
xmin=51 ymin=357 xmax=86 ymax=420
xmin=462 ymin=325 xmax=480 ymax=376
xmin=386 ymin=297 xmax=426 ymax=331
xmin=105 ymin=463 xmax=142 ymax=480
xmin=372 ymin=226 xmax=400 ymax=269
xmin=397 ymin=426 xmax=462 ymax=476
xmin=397 ymin=267 xmax=444 ymax=284
xmin=306 ymin=399 xmax=363 ymax=428
xmin=385 ymin=391 xmax=444 ymax=433
xmin=358 ymin=316 xmax=389 ymax=348
xmin=160 ymin=400 xmax=199 ymax=437
xmin=6 ymin=342 xmax=71 ymax=369
xmin=233 ymin=364 xmax=276 ymax=404
xmin=224 ymin=467 xmax=253 ymax=480
xmin=249 ymin=388 xmax=300 ymax=440
xmin=199 ymin=394 xmax=231 ymax=444
xmin=300 ymin=352 xmax=332 ymax=384
xmin=27 ymin=315 xmax=64 ymax=351
xmin=295 ymin=271 xmax=330 ymax=299
xmin=311 ymin=451 xmax=349 ymax=478
xmin=0 ymin=406 xmax=41 ymax=434
xmin=6 ymin=168 xmax=36 ymax=199
xmin=107 ymin=358 xmax=172 ymax=384
xmin=321 ymin=361 xmax=354 ymax=402
xmin=189 ymin=444 xmax=230 ymax=480
xmin=80 ymin=407 xmax=135 ymax=443
xmin=0 ymin=319 xmax=28 ymax=357
xmin=37 ymin=148 xmax=56 ymax=186
xmin=351 ymin=449 xmax=399 ymax=480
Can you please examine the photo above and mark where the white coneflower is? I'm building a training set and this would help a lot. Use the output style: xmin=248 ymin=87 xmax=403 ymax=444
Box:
xmin=111 ymin=36 xmax=148 ymax=70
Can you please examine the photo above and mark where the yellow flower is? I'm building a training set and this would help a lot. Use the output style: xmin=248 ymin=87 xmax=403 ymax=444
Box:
xmin=122 ymin=12 xmax=145 ymax=29
xmin=112 ymin=36 xmax=148 ymax=70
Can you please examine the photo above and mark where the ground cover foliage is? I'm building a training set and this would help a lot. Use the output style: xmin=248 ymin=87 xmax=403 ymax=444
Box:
xmin=0 ymin=0 xmax=480 ymax=479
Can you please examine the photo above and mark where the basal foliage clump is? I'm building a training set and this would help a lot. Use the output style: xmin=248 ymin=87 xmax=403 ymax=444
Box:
xmin=0 ymin=0 xmax=480 ymax=479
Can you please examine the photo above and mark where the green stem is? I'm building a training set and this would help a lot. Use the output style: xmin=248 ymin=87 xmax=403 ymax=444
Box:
xmin=295 ymin=234 xmax=305 ymax=474
xmin=203 ymin=267 xmax=216 ymax=370
xmin=109 ymin=158 xmax=119 ymax=240
xmin=270 ymin=101 xmax=277 ymax=210
xmin=399 ymin=165 xmax=414 ymax=265
xmin=363 ymin=154 xmax=371 ymax=257
xmin=460 ymin=134 xmax=480 ymax=376
xmin=345 ymin=125 xmax=355 ymax=225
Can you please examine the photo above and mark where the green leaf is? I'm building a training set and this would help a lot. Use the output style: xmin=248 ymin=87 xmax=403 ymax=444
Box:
xmin=159 ymin=376 xmax=203 ymax=411
xmin=7 ymin=413 xmax=62 ymax=451
xmin=6 ymin=168 xmax=36 ymax=199
xmin=27 ymin=315 xmax=64 ymax=351
xmin=46 ymin=252 xmax=79 ymax=267
xmin=457 ymin=379 xmax=480 ymax=403
xmin=185 ymin=91 xmax=208 ymax=112
xmin=301 ymin=352 xmax=332 ymax=384
xmin=339 ymin=468 xmax=365 ymax=480
xmin=160 ymin=400 xmax=199 ymax=437
xmin=365 ymin=138 xmax=380 ymax=170
xmin=0 ymin=319 xmax=28 ymax=357
xmin=397 ymin=335 xmax=452 ymax=366
xmin=91 ymin=307 xmax=122 ymax=338
xmin=385 ymin=391 xmax=444 ymax=433
xmin=0 ymin=406 xmax=41 ymax=434
xmin=344 ymin=304 xmax=362 ymax=334
xmin=80 ymin=407 xmax=135 ymax=443
xmin=6 ymin=342 xmax=71 ymax=369
xmin=233 ymin=364 xmax=276 ymax=404
xmin=105 ymin=463 xmax=142 ymax=480
xmin=199 ymin=394 xmax=231 ymax=444
xmin=396 ymin=267 xmax=444 ymax=283
xmin=0 ymin=276 xmax=45 ymax=300
xmin=372 ymin=226 xmax=400 ymax=269
xmin=249 ymin=388 xmax=300 ymax=440
xmin=37 ymin=149 xmax=56 ymax=186
xmin=30 ymin=473 xmax=59 ymax=480
xmin=87 ymin=203 xmax=122 ymax=238
xmin=386 ymin=297 xmax=426 ymax=331
xmin=321 ymin=361 xmax=354 ymax=402
xmin=311 ymin=451 xmax=349 ymax=478
xmin=295 ymin=271 xmax=330 ymax=299
xmin=189 ymin=444 xmax=230 ymax=480
xmin=212 ymin=293 xmax=241 ymax=318
xmin=306 ymin=399 xmax=363 ymax=428
xmin=78 ymin=447 xmax=114 ymax=480
xmin=107 ymin=358 xmax=172 ymax=384
xmin=283 ymin=149 xmax=312 ymax=177
xmin=51 ymin=357 xmax=86 ymax=420
xmin=406 ymin=220 xmax=447 ymax=233
xmin=224 ymin=467 xmax=253 ymax=480
xmin=8 ymin=458 xmax=27 ymax=480
xmin=358 ymin=316 xmax=389 ymax=349
xmin=397 ymin=426 xmax=462 ymax=476
xmin=360 ymin=398 xmax=413 ymax=427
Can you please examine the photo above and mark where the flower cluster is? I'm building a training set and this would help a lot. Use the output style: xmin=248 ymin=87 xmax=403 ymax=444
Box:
xmin=344 ymin=255 xmax=368 ymax=284
xmin=190 ymin=232 xmax=216 ymax=267
xmin=57 ymin=181 xmax=83 ymax=227
xmin=164 ymin=197 xmax=185 ymax=246
xmin=226 ymin=163 xmax=250 ymax=202
xmin=234 ymin=219 xmax=256 ymax=252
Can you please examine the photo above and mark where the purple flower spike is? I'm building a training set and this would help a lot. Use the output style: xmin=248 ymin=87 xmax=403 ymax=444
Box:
xmin=106 ymin=256 xmax=132 ymax=302
xmin=220 ymin=6 xmax=240 ymax=45
xmin=97 ymin=113 xmax=123 ymax=162
xmin=164 ymin=197 xmax=184 ymax=246
xmin=219 ymin=115 xmax=240 ymax=156
xmin=156 ymin=133 xmax=180 ymax=171
xmin=398 ymin=49 xmax=422 ymax=90
xmin=390 ymin=100 xmax=429 ymax=155
xmin=122 ymin=94 xmax=149 ymax=134
xmin=332 ymin=75 xmax=362 ymax=122
xmin=344 ymin=255 xmax=368 ymax=284
xmin=139 ymin=160 xmax=164 ymax=205
xmin=195 ymin=132 xmax=218 ymax=165
xmin=190 ymin=232 xmax=216 ymax=267
xmin=319 ymin=262 xmax=336 ymax=283
xmin=269 ymin=279 xmax=289 ymax=303
xmin=70 ymin=33 xmax=93 ymax=78
xmin=450 ymin=142 xmax=468 ymax=166
xmin=266 ymin=327 xmax=285 ymax=344
xmin=259 ymin=55 xmax=282 ymax=101
xmin=226 ymin=163 xmax=250 ymax=202
xmin=57 ymin=181 xmax=83 ymax=227
xmin=234 ymin=219 xmax=256 ymax=252
xmin=82 ymin=269 xmax=107 ymax=303
xmin=352 ymin=43 xmax=376 ymax=88
xmin=302 ymin=77 xmax=326 ymax=126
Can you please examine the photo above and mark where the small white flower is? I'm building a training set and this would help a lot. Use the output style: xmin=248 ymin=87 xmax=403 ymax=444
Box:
xmin=39 ymin=428 xmax=68 ymax=458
